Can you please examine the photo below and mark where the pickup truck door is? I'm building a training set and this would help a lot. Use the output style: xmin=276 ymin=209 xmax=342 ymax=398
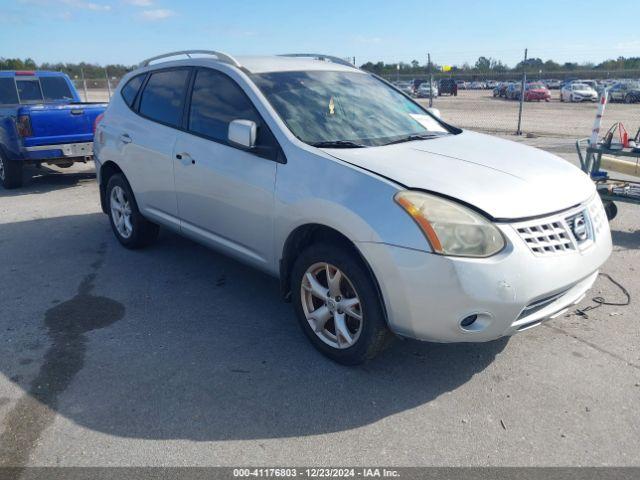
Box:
xmin=118 ymin=68 xmax=191 ymax=227
xmin=172 ymin=68 xmax=278 ymax=270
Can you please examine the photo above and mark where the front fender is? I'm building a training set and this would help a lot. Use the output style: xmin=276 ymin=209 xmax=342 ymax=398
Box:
xmin=273 ymin=148 xmax=432 ymax=266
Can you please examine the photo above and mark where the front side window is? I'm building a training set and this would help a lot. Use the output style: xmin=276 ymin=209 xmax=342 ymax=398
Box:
xmin=188 ymin=68 xmax=273 ymax=147
xmin=16 ymin=79 xmax=43 ymax=103
xmin=139 ymin=69 xmax=190 ymax=127
xmin=40 ymin=77 xmax=74 ymax=101
xmin=253 ymin=70 xmax=448 ymax=147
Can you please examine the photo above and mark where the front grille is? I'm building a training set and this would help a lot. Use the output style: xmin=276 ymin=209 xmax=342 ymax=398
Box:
xmin=515 ymin=221 xmax=575 ymax=255
xmin=513 ymin=197 xmax=602 ymax=256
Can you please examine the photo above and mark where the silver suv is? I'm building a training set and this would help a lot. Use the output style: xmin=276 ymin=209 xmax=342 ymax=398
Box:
xmin=94 ymin=51 xmax=611 ymax=364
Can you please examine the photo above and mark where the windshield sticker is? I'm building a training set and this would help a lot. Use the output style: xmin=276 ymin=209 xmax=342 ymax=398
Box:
xmin=328 ymin=96 xmax=335 ymax=115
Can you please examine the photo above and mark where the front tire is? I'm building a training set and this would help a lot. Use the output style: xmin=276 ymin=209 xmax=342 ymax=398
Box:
xmin=0 ymin=152 xmax=23 ymax=189
xmin=291 ymin=243 xmax=392 ymax=365
xmin=106 ymin=173 xmax=159 ymax=249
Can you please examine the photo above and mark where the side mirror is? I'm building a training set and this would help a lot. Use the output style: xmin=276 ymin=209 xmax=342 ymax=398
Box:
xmin=426 ymin=107 xmax=441 ymax=119
xmin=228 ymin=119 xmax=257 ymax=149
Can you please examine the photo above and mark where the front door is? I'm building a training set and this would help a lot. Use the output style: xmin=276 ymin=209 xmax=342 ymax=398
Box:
xmin=173 ymin=68 xmax=279 ymax=269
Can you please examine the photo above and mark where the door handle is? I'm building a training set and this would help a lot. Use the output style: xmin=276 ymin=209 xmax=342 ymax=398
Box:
xmin=119 ymin=134 xmax=132 ymax=144
xmin=176 ymin=152 xmax=195 ymax=165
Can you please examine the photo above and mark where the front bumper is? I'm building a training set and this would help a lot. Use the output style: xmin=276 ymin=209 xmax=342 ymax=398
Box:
xmin=23 ymin=142 xmax=94 ymax=161
xmin=357 ymin=196 xmax=612 ymax=343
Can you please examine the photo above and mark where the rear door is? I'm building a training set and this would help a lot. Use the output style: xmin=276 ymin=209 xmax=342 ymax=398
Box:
xmin=120 ymin=67 xmax=191 ymax=226
xmin=173 ymin=67 xmax=278 ymax=269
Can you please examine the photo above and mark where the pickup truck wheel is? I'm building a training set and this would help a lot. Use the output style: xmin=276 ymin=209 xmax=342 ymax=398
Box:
xmin=106 ymin=174 xmax=159 ymax=249
xmin=291 ymin=243 xmax=392 ymax=365
xmin=0 ymin=153 xmax=23 ymax=189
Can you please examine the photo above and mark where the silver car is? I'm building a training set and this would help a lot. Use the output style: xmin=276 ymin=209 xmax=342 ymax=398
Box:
xmin=94 ymin=51 xmax=611 ymax=365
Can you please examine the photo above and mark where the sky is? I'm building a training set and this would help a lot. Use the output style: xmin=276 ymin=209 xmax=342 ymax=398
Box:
xmin=1 ymin=0 xmax=639 ymax=68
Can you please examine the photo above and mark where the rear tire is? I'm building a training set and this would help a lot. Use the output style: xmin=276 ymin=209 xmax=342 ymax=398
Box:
xmin=106 ymin=173 xmax=159 ymax=249
xmin=291 ymin=243 xmax=392 ymax=365
xmin=0 ymin=152 xmax=23 ymax=189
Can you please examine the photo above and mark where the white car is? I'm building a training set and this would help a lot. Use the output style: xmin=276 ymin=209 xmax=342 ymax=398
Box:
xmin=560 ymin=83 xmax=598 ymax=102
xmin=416 ymin=82 xmax=438 ymax=98
xmin=94 ymin=51 xmax=611 ymax=364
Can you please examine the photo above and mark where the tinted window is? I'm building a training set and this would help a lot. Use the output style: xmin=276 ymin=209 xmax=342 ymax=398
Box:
xmin=0 ymin=78 xmax=19 ymax=104
xmin=188 ymin=69 xmax=269 ymax=145
xmin=40 ymin=77 xmax=74 ymax=101
xmin=16 ymin=79 xmax=43 ymax=103
xmin=139 ymin=69 xmax=189 ymax=127
xmin=121 ymin=74 xmax=145 ymax=107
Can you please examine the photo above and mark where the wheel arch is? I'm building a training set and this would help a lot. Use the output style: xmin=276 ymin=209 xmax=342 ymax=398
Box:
xmin=98 ymin=160 xmax=124 ymax=213
xmin=279 ymin=223 xmax=389 ymax=325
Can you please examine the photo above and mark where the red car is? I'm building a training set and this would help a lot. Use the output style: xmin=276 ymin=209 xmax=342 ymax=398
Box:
xmin=524 ymin=82 xmax=551 ymax=102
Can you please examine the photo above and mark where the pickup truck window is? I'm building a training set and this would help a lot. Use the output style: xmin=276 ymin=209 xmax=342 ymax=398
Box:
xmin=0 ymin=78 xmax=19 ymax=104
xmin=121 ymin=74 xmax=145 ymax=107
xmin=40 ymin=77 xmax=74 ymax=101
xmin=139 ymin=69 xmax=190 ymax=128
xmin=16 ymin=79 xmax=44 ymax=103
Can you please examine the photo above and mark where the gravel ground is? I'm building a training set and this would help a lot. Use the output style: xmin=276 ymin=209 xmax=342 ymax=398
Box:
xmin=0 ymin=140 xmax=638 ymax=468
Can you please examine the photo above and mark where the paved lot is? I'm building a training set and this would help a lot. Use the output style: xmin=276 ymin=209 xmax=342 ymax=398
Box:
xmin=0 ymin=144 xmax=639 ymax=467
xmin=418 ymin=90 xmax=640 ymax=137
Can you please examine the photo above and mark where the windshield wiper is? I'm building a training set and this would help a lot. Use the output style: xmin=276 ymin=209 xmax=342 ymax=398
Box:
xmin=383 ymin=133 xmax=445 ymax=146
xmin=311 ymin=140 xmax=366 ymax=148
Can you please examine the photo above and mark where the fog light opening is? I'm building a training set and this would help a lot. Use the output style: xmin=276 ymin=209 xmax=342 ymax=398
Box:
xmin=460 ymin=314 xmax=478 ymax=328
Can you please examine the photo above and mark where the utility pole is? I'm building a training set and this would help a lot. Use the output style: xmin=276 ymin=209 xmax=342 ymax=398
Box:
xmin=397 ymin=63 xmax=400 ymax=82
xmin=428 ymin=53 xmax=433 ymax=107
xmin=516 ymin=48 xmax=527 ymax=135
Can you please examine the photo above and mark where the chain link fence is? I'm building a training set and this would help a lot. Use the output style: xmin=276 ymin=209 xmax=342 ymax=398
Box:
xmin=73 ymin=63 xmax=639 ymax=141
xmin=384 ymin=68 xmax=640 ymax=139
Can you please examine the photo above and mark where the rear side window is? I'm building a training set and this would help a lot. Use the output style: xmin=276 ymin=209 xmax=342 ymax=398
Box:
xmin=138 ymin=69 xmax=190 ymax=127
xmin=16 ymin=79 xmax=43 ymax=103
xmin=188 ymin=69 xmax=269 ymax=145
xmin=121 ymin=74 xmax=145 ymax=107
xmin=40 ymin=76 xmax=74 ymax=101
xmin=0 ymin=78 xmax=19 ymax=104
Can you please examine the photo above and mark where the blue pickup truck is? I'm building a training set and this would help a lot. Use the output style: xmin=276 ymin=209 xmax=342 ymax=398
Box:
xmin=0 ymin=70 xmax=107 ymax=189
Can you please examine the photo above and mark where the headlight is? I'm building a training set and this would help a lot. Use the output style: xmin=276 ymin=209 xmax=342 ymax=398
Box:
xmin=394 ymin=191 xmax=505 ymax=257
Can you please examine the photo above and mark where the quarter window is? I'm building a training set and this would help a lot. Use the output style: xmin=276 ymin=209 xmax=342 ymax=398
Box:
xmin=121 ymin=74 xmax=145 ymax=107
xmin=139 ymin=69 xmax=190 ymax=127
xmin=188 ymin=69 xmax=271 ymax=146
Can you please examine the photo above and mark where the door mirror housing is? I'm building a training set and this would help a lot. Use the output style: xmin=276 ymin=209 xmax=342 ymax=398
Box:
xmin=426 ymin=107 xmax=441 ymax=119
xmin=228 ymin=119 xmax=257 ymax=149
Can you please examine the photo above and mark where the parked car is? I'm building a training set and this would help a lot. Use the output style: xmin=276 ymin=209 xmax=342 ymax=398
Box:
xmin=456 ymin=80 xmax=467 ymax=90
xmin=0 ymin=70 xmax=107 ymax=188
xmin=560 ymin=83 xmax=598 ymax=102
xmin=416 ymin=81 xmax=438 ymax=98
xmin=495 ymin=82 xmax=510 ymax=98
xmin=607 ymin=81 xmax=640 ymax=103
xmin=544 ymin=79 xmax=562 ymax=89
xmin=95 ymin=51 xmax=611 ymax=365
xmin=506 ymin=82 xmax=522 ymax=100
xmin=523 ymin=82 xmax=551 ymax=102
xmin=439 ymin=78 xmax=458 ymax=96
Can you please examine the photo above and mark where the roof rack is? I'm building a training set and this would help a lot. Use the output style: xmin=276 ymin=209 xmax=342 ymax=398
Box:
xmin=279 ymin=53 xmax=357 ymax=69
xmin=139 ymin=50 xmax=242 ymax=68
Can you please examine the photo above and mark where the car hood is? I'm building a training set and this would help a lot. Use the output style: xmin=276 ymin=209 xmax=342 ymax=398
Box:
xmin=323 ymin=130 xmax=595 ymax=220
xmin=574 ymin=89 xmax=596 ymax=95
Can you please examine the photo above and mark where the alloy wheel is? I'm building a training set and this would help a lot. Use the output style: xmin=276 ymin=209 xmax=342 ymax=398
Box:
xmin=110 ymin=185 xmax=133 ymax=239
xmin=300 ymin=262 xmax=363 ymax=349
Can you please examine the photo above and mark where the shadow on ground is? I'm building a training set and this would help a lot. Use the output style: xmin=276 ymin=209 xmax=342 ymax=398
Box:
xmin=0 ymin=164 xmax=95 ymax=198
xmin=0 ymin=213 xmax=508 ymax=447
